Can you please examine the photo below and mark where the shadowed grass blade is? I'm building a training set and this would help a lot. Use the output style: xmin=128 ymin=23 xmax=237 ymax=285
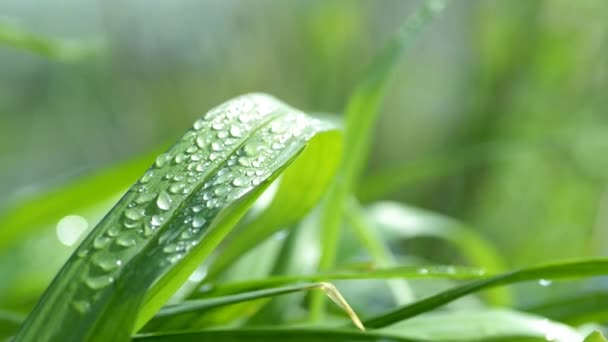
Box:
xmin=15 ymin=94 xmax=342 ymax=342
xmin=363 ymin=259 xmax=608 ymax=328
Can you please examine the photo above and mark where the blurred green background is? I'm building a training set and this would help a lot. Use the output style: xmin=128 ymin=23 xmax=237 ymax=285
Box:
xmin=1 ymin=0 xmax=608 ymax=322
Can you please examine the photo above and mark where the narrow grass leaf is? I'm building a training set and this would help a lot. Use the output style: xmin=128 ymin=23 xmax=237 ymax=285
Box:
xmin=151 ymin=282 xmax=363 ymax=331
xmin=363 ymin=258 xmax=608 ymax=328
xmin=134 ymin=327 xmax=426 ymax=342
xmin=15 ymin=94 xmax=341 ymax=342
xmin=314 ymin=0 xmax=448 ymax=318
xmin=194 ymin=264 xmax=486 ymax=297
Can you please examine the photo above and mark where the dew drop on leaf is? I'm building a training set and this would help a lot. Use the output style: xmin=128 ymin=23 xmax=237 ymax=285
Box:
xmin=156 ymin=191 xmax=172 ymax=211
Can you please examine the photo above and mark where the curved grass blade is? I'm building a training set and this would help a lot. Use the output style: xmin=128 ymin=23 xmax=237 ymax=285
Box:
xmin=194 ymin=265 xmax=487 ymax=298
xmin=150 ymin=283 xmax=363 ymax=331
xmin=363 ymin=258 xmax=608 ymax=328
xmin=134 ymin=327 xmax=426 ymax=342
xmin=0 ymin=22 xmax=100 ymax=62
xmin=313 ymin=0 xmax=448 ymax=318
xmin=15 ymin=94 xmax=341 ymax=342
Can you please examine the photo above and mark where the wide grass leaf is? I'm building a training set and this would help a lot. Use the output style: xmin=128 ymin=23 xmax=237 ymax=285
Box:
xmin=15 ymin=94 xmax=341 ymax=342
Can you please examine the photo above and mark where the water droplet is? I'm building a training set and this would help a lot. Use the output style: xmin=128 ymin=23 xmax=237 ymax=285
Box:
xmin=209 ymin=153 xmax=219 ymax=161
xmin=195 ymin=136 xmax=206 ymax=149
xmin=244 ymin=141 xmax=263 ymax=157
xmin=214 ymin=185 xmax=230 ymax=196
xmin=186 ymin=145 xmax=198 ymax=154
xmin=85 ymin=275 xmax=114 ymax=290
xmin=229 ymin=125 xmax=242 ymax=137
xmin=124 ymin=208 xmax=143 ymax=221
xmin=538 ymin=279 xmax=552 ymax=287
xmin=155 ymin=153 xmax=172 ymax=168
xmin=232 ymin=177 xmax=247 ymax=187
xmin=211 ymin=142 xmax=222 ymax=151
xmin=116 ymin=233 xmax=137 ymax=247
xmin=135 ymin=192 xmax=157 ymax=204
xmin=123 ymin=219 xmax=139 ymax=229
xmin=156 ymin=191 xmax=172 ymax=211
xmin=56 ymin=215 xmax=88 ymax=246
xmin=174 ymin=153 xmax=187 ymax=164
xmin=151 ymin=215 xmax=165 ymax=226
xmin=191 ymin=153 xmax=203 ymax=161
xmin=169 ymin=183 xmax=185 ymax=194
xmin=238 ymin=156 xmax=251 ymax=167
xmin=218 ymin=131 xmax=228 ymax=139
xmin=211 ymin=122 xmax=224 ymax=130
xmin=94 ymin=235 xmax=111 ymax=249
xmin=163 ymin=243 xmax=184 ymax=254
xmin=193 ymin=119 xmax=205 ymax=130
xmin=107 ymin=226 xmax=120 ymax=237
xmin=192 ymin=205 xmax=203 ymax=213
xmin=93 ymin=252 xmax=122 ymax=271
xmin=73 ymin=300 xmax=90 ymax=313
xmin=271 ymin=142 xmax=284 ymax=150
xmin=192 ymin=215 xmax=206 ymax=228
xmin=76 ymin=249 xmax=89 ymax=258
xmin=270 ymin=121 xmax=286 ymax=133
xmin=417 ymin=268 xmax=429 ymax=275
xmin=140 ymin=170 xmax=155 ymax=183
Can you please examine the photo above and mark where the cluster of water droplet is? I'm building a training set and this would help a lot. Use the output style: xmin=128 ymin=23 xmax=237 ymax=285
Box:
xmin=69 ymin=93 xmax=322 ymax=313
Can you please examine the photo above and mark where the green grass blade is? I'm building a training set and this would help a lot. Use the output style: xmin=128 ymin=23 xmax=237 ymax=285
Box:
xmin=134 ymin=327 xmax=426 ymax=342
xmin=584 ymin=331 xmax=608 ymax=342
xmin=15 ymin=94 xmax=341 ymax=342
xmin=522 ymin=291 xmax=608 ymax=325
xmin=150 ymin=283 xmax=363 ymax=331
xmin=0 ymin=149 xmax=163 ymax=251
xmin=363 ymin=258 xmax=608 ymax=328
xmin=203 ymin=127 xmax=342 ymax=281
xmin=367 ymin=202 xmax=506 ymax=273
xmin=383 ymin=309 xmax=583 ymax=342
xmin=194 ymin=265 xmax=487 ymax=297
xmin=0 ymin=22 xmax=100 ymax=62
xmin=344 ymin=197 xmax=414 ymax=304
xmin=314 ymin=0 xmax=448 ymax=318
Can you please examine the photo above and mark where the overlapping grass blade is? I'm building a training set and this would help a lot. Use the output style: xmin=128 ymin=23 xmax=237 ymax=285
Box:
xmin=0 ymin=310 xmax=23 ymax=339
xmin=523 ymin=291 xmax=608 ymax=325
xmin=314 ymin=0 xmax=449 ymax=318
xmin=149 ymin=283 xmax=363 ymax=331
xmin=193 ymin=264 xmax=486 ymax=297
xmin=363 ymin=258 xmax=608 ymax=328
xmin=15 ymin=94 xmax=341 ymax=341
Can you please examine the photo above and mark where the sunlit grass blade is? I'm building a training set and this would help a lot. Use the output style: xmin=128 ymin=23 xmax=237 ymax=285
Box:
xmin=383 ymin=309 xmax=583 ymax=342
xmin=202 ymin=127 xmax=342 ymax=281
xmin=134 ymin=327 xmax=425 ymax=342
xmin=193 ymin=265 xmax=486 ymax=297
xmin=149 ymin=282 xmax=363 ymax=331
xmin=584 ymin=331 xmax=608 ymax=342
xmin=0 ymin=22 xmax=101 ymax=62
xmin=363 ymin=258 xmax=608 ymax=328
xmin=314 ymin=0 xmax=449 ymax=319
xmin=15 ymin=94 xmax=341 ymax=341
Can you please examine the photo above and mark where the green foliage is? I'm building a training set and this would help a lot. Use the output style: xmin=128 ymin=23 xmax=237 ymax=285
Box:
xmin=3 ymin=0 xmax=608 ymax=341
